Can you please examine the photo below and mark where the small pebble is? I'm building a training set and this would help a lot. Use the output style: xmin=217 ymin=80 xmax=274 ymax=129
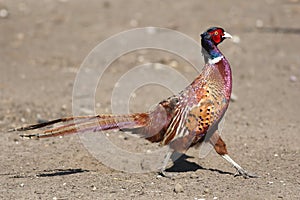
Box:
xmin=256 ymin=19 xmax=264 ymax=28
xmin=137 ymin=55 xmax=145 ymax=62
xmin=203 ymin=188 xmax=210 ymax=194
xmin=169 ymin=60 xmax=179 ymax=68
xmin=16 ymin=33 xmax=25 ymax=41
xmin=131 ymin=92 xmax=137 ymax=98
xmin=289 ymin=75 xmax=297 ymax=82
xmin=96 ymin=103 xmax=101 ymax=108
xmin=118 ymin=135 xmax=126 ymax=139
xmin=130 ymin=19 xmax=138 ymax=27
xmin=20 ymin=183 xmax=24 ymax=187
xmin=146 ymin=27 xmax=156 ymax=34
xmin=61 ymin=104 xmax=67 ymax=110
xmin=174 ymin=183 xmax=184 ymax=193
xmin=146 ymin=149 xmax=152 ymax=153
xmin=25 ymin=108 xmax=31 ymax=113
xmin=0 ymin=8 xmax=8 ymax=18
xmin=231 ymin=35 xmax=240 ymax=44
xmin=91 ymin=185 xmax=97 ymax=191
xmin=230 ymin=93 xmax=238 ymax=102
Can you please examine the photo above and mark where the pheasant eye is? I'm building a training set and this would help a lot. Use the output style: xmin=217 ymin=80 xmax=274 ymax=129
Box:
xmin=214 ymin=31 xmax=218 ymax=35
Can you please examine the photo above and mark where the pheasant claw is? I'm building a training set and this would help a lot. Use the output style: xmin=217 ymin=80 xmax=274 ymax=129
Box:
xmin=234 ymin=168 xmax=259 ymax=179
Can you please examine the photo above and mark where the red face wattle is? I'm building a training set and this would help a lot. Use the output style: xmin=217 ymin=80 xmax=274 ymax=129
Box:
xmin=209 ymin=28 xmax=225 ymax=45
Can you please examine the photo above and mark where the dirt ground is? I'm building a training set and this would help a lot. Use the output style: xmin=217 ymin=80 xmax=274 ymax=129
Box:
xmin=1 ymin=0 xmax=300 ymax=199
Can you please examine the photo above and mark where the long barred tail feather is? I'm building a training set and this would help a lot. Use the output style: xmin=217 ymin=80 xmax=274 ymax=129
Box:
xmin=9 ymin=116 xmax=97 ymax=132
xmin=11 ymin=113 xmax=151 ymax=139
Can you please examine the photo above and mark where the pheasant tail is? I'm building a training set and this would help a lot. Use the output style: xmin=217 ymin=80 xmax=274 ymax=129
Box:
xmin=13 ymin=113 xmax=151 ymax=139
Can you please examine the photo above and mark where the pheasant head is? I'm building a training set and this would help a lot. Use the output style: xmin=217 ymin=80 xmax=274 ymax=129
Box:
xmin=201 ymin=27 xmax=232 ymax=64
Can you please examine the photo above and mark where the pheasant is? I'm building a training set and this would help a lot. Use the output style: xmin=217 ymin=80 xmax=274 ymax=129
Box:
xmin=11 ymin=27 xmax=257 ymax=178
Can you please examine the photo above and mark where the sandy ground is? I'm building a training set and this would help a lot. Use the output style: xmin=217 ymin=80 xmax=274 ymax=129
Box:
xmin=1 ymin=0 xmax=300 ymax=199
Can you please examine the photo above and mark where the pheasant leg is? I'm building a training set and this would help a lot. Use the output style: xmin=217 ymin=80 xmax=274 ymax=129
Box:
xmin=214 ymin=136 xmax=258 ymax=178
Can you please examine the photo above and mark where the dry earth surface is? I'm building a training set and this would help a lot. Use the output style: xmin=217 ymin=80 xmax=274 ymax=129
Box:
xmin=0 ymin=0 xmax=299 ymax=199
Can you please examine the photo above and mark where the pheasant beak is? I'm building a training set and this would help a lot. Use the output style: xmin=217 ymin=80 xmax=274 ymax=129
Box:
xmin=222 ymin=32 xmax=232 ymax=39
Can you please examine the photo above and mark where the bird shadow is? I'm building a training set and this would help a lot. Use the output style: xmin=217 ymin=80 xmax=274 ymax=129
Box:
xmin=9 ymin=168 xmax=89 ymax=179
xmin=8 ymin=156 xmax=233 ymax=178
xmin=36 ymin=168 xmax=89 ymax=177
xmin=165 ymin=154 xmax=234 ymax=176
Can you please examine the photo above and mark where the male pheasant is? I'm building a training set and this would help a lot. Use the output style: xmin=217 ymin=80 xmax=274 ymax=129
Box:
xmin=12 ymin=27 xmax=257 ymax=178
